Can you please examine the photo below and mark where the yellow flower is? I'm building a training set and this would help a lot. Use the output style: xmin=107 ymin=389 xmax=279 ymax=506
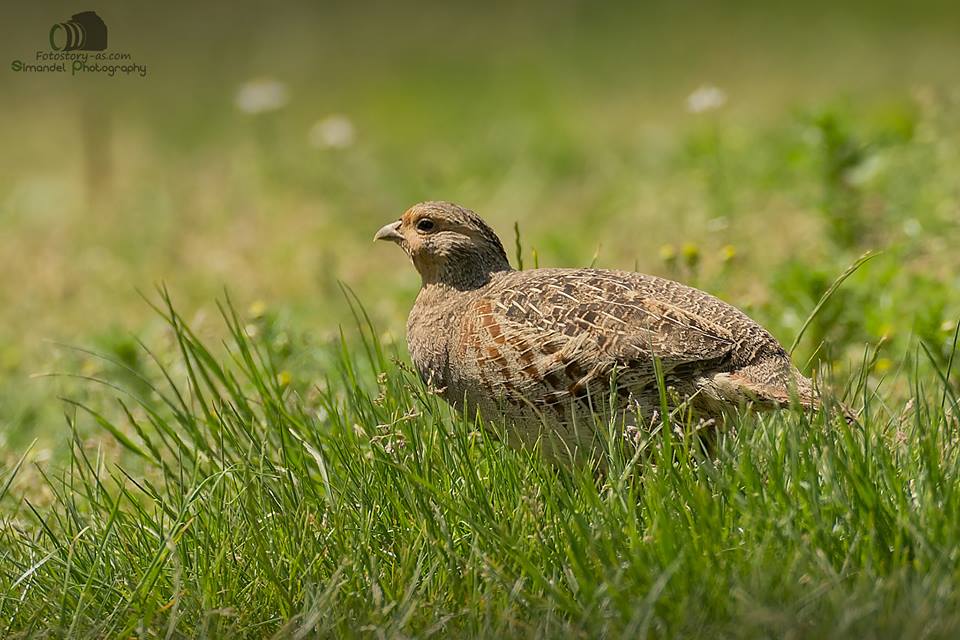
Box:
xmin=277 ymin=370 xmax=292 ymax=387
xmin=659 ymin=244 xmax=677 ymax=264
xmin=81 ymin=358 xmax=100 ymax=377
xmin=248 ymin=300 xmax=267 ymax=319
xmin=681 ymin=243 xmax=700 ymax=268
xmin=874 ymin=358 xmax=893 ymax=374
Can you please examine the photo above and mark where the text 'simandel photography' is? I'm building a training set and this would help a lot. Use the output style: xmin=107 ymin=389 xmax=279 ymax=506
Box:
xmin=10 ymin=11 xmax=147 ymax=77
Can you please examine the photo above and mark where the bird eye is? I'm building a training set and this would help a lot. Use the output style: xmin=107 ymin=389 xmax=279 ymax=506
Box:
xmin=415 ymin=218 xmax=435 ymax=233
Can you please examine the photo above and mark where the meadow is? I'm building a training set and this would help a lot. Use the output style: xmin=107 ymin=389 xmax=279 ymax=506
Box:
xmin=2 ymin=1 xmax=960 ymax=637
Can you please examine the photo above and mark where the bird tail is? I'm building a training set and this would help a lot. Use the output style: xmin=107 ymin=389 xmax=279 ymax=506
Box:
xmin=791 ymin=370 xmax=859 ymax=426
xmin=707 ymin=363 xmax=858 ymax=425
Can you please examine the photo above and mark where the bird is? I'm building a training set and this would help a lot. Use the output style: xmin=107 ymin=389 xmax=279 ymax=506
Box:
xmin=375 ymin=201 xmax=842 ymax=465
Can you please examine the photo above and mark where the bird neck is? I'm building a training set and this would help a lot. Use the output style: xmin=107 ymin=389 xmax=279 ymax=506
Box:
xmin=416 ymin=247 xmax=513 ymax=292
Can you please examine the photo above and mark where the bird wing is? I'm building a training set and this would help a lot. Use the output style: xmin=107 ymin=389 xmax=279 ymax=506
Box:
xmin=458 ymin=269 xmax=738 ymax=406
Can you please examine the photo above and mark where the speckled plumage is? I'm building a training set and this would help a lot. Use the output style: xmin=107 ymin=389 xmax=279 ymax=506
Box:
xmin=376 ymin=201 xmax=822 ymax=464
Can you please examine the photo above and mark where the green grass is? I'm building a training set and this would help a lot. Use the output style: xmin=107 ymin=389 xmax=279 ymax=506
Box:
xmin=2 ymin=288 xmax=960 ymax=637
xmin=4 ymin=2 xmax=960 ymax=636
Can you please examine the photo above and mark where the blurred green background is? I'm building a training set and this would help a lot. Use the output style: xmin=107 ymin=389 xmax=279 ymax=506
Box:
xmin=2 ymin=0 xmax=959 ymax=451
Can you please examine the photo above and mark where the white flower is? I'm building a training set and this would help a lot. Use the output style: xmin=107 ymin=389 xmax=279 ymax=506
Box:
xmin=235 ymin=78 xmax=289 ymax=114
xmin=686 ymin=85 xmax=727 ymax=113
xmin=309 ymin=114 xmax=355 ymax=149
xmin=847 ymin=153 xmax=884 ymax=186
xmin=902 ymin=218 xmax=922 ymax=237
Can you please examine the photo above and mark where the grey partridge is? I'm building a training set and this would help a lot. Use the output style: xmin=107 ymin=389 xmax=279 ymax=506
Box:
xmin=376 ymin=201 xmax=830 ymax=464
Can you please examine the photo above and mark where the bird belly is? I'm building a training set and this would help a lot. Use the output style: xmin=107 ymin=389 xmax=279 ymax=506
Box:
xmin=453 ymin=374 xmax=659 ymax=465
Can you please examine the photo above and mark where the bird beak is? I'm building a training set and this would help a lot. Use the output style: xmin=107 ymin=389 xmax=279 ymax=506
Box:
xmin=374 ymin=220 xmax=403 ymax=243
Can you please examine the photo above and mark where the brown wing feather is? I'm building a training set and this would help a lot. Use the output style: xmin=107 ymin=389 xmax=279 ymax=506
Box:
xmin=457 ymin=269 xmax=747 ymax=409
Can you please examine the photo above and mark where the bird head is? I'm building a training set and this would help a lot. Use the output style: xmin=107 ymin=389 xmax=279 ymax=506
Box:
xmin=375 ymin=201 xmax=512 ymax=289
